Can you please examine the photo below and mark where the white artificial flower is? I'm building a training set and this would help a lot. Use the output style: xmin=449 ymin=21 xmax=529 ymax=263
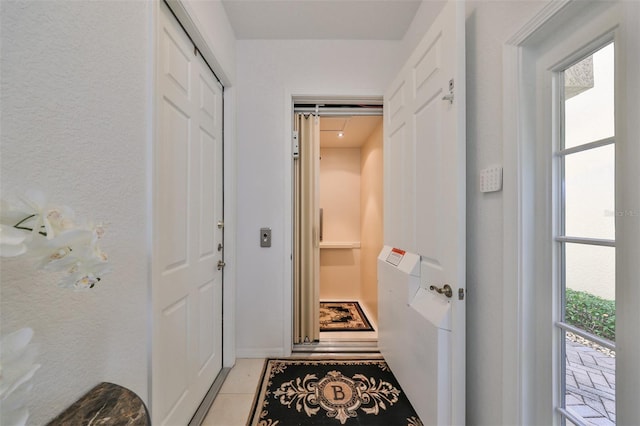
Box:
xmin=1 ymin=190 xmax=109 ymax=290
xmin=0 ymin=200 xmax=29 ymax=229
xmin=87 ymin=222 xmax=108 ymax=263
xmin=59 ymin=256 xmax=111 ymax=290
xmin=0 ymin=328 xmax=40 ymax=426
xmin=0 ymin=225 xmax=28 ymax=257
xmin=18 ymin=190 xmax=75 ymax=240
xmin=0 ymin=201 xmax=30 ymax=257
xmin=26 ymin=228 xmax=93 ymax=271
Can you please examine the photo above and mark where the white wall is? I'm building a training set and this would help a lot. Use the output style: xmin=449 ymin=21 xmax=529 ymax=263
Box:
xmin=0 ymin=1 xmax=150 ymax=423
xmin=464 ymin=1 xmax=547 ymax=424
xmin=182 ymin=0 xmax=237 ymax=83
xmin=0 ymin=0 xmax=238 ymax=423
xmin=235 ymin=39 xmax=404 ymax=356
xmin=399 ymin=0 xmax=447 ymax=63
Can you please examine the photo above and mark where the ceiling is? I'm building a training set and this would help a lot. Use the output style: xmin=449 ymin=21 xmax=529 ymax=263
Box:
xmin=221 ymin=0 xmax=423 ymax=40
xmin=320 ymin=115 xmax=382 ymax=148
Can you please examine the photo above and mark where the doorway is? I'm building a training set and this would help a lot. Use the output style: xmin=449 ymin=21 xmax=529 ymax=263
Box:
xmin=292 ymin=103 xmax=383 ymax=349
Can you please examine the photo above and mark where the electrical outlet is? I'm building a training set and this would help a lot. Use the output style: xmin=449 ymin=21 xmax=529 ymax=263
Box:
xmin=480 ymin=166 xmax=503 ymax=193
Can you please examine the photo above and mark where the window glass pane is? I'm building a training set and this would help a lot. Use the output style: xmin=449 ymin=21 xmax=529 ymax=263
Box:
xmin=564 ymin=242 xmax=616 ymax=424
xmin=564 ymin=43 xmax=614 ymax=149
xmin=565 ymin=243 xmax=615 ymax=339
xmin=565 ymin=333 xmax=616 ymax=422
xmin=564 ymin=144 xmax=615 ymax=240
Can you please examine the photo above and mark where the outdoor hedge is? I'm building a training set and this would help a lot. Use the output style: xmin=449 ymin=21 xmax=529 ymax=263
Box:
xmin=565 ymin=288 xmax=615 ymax=342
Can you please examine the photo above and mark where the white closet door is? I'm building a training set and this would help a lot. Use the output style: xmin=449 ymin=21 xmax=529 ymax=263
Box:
xmin=152 ymin=3 xmax=224 ymax=424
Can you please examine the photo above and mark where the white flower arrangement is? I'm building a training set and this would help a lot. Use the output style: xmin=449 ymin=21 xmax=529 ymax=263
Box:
xmin=0 ymin=328 xmax=40 ymax=426
xmin=0 ymin=190 xmax=110 ymax=290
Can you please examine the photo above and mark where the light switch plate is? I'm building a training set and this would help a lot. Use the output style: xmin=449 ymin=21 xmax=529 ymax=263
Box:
xmin=260 ymin=228 xmax=271 ymax=247
xmin=480 ymin=166 xmax=503 ymax=193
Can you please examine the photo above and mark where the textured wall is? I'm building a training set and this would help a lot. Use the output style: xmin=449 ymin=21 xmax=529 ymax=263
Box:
xmin=0 ymin=1 xmax=150 ymax=423
xmin=182 ymin=0 xmax=237 ymax=83
xmin=464 ymin=2 xmax=546 ymax=424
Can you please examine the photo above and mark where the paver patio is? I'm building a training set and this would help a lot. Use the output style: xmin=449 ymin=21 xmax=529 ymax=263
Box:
xmin=565 ymin=337 xmax=616 ymax=425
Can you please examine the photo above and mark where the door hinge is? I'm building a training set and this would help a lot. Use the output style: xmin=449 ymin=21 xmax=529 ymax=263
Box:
xmin=217 ymin=220 xmax=224 ymax=229
xmin=458 ymin=288 xmax=465 ymax=301
xmin=217 ymin=260 xmax=226 ymax=270
xmin=292 ymin=130 xmax=299 ymax=159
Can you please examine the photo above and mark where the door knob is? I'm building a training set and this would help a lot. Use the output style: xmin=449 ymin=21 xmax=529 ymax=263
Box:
xmin=429 ymin=284 xmax=453 ymax=298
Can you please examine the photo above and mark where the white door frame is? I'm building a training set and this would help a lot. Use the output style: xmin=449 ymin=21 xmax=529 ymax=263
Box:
xmin=149 ymin=0 xmax=237 ymax=413
xmin=503 ymin=1 xmax=640 ymax=424
xmin=502 ymin=5 xmax=570 ymax=422
xmin=282 ymin=92 xmax=383 ymax=354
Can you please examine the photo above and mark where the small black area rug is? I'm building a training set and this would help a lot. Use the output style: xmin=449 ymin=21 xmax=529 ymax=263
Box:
xmin=247 ymin=358 xmax=423 ymax=426
xmin=319 ymin=301 xmax=374 ymax=332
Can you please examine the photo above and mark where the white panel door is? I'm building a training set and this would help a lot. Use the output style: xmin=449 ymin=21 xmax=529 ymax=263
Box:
xmin=383 ymin=0 xmax=466 ymax=424
xmin=152 ymin=3 xmax=224 ymax=424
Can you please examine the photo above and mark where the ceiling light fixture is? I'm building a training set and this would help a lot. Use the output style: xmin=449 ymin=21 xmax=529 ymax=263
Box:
xmin=338 ymin=132 xmax=344 ymax=137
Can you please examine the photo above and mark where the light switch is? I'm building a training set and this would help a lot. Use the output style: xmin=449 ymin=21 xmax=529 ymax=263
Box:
xmin=480 ymin=166 xmax=503 ymax=193
xmin=260 ymin=228 xmax=271 ymax=247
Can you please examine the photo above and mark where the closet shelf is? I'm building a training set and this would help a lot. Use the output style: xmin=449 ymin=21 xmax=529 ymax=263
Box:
xmin=319 ymin=242 xmax=361 ymax=249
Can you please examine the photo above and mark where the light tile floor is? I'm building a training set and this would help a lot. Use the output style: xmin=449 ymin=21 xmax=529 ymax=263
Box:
xmin=201 ymin=358 xmax=265 ymax=426
xmin=204 ymin=339 xmax=616 ymax=426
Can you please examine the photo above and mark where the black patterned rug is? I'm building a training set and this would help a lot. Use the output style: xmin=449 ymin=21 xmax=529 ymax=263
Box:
xmin=246 ymin=358 xmax=422 ymax=426
xmin=319 ymin=301 xmax=374 ymax=332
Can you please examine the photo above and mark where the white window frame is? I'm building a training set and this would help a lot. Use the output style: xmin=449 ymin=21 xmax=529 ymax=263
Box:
xmin=550 ymin=37 xmax=617 ymax=425
xmin=502 ymin=1 xmax=640 ymax=425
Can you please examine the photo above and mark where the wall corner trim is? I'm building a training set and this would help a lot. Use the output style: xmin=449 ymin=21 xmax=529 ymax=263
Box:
xmin=505 ymin=0 xmax=573 ymax=46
